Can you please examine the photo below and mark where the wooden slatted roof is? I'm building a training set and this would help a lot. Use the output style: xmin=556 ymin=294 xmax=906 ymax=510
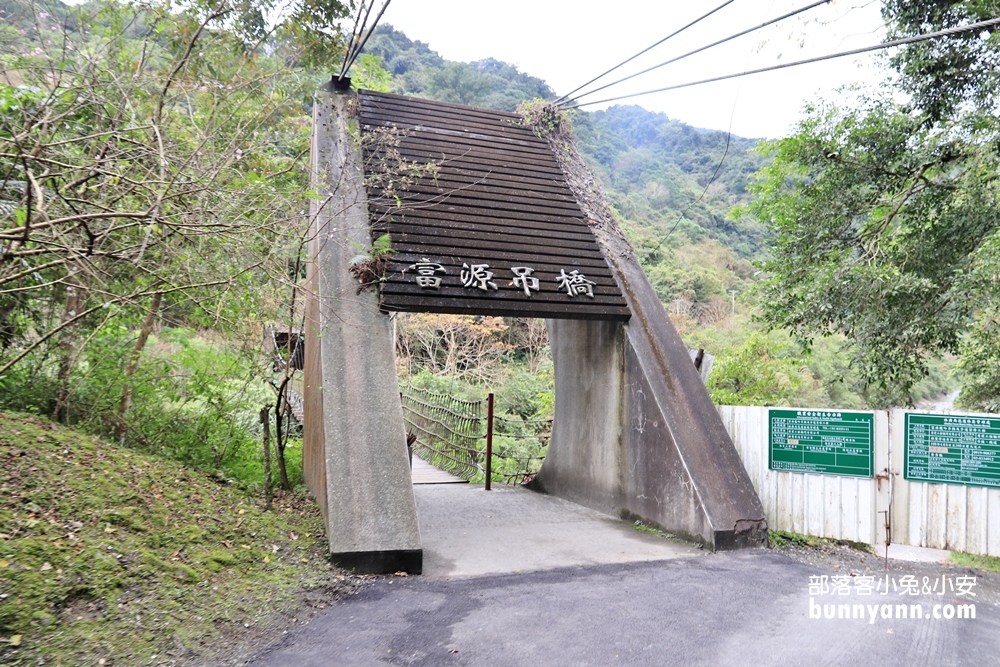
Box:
xmin=358 ymin=90 xmax=631 ymax=321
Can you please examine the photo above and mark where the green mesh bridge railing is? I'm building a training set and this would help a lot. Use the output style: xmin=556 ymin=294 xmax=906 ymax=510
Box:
xmin=400 ymin=385 xmax=550 ymax=485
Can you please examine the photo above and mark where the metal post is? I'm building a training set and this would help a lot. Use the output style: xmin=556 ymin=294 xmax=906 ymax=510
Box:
xmin=485 ymin=393 xmax=494 ymax=491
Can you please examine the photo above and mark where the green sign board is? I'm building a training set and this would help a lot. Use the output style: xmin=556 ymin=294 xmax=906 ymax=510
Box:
xmin=904 ymin=413 xmax=1000 ymax=489
xmin=768 ymin=409 xmax=874 ymax=477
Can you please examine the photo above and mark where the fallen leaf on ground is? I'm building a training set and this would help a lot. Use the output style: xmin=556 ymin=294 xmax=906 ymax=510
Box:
xmin=39 ymin=562 xmax=52 ymax=572
xmin=9 ymin=635 xmax=22 ymax=646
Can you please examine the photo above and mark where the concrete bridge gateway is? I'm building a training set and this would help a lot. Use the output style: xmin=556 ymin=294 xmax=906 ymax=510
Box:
xmin=301 ymin=82 xmax=767 ymax=573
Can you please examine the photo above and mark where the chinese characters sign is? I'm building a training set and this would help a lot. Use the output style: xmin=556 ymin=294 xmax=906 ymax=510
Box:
xmin=768 ymin=409 xmax=874 ymax=478
xmin=405 ymin=259 xmax=597 ymax=299
xmin=904 ymin=413 xmax=1000 ymax=489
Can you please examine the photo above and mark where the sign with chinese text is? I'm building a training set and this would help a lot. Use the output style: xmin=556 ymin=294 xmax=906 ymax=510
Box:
xmin=359 ymin=91 xmax=630 ymax=322
xmin=768 ymin=409 xmax=874 ymax=477
xmin=904 ymin=413 xmax=1000 ymax=489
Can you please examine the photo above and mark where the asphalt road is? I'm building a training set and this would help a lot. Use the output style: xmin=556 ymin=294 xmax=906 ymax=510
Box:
xmin=246 ymin=550 xmax=1000 ymax=667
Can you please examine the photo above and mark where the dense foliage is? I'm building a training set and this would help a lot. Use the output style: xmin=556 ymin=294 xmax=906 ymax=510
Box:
xmin=749 ymin=1 xmax=1000 ymax=409
xmin=366 ymin=25 xmax=554 ymax=111
xmin=0 ymin=0 xmax=975 ymax=491
xmin=0 ymin=0 xmax=345 ymax=482
xmin=572 ymin=105 xmax=766 ymax=257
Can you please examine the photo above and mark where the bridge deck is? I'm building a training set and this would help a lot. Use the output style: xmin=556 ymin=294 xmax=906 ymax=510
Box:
xmin=410 ymin=454 xmax=468 ymax=485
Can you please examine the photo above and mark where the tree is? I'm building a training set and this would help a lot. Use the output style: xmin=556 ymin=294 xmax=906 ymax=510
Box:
xmin=747 ymin=2 xmax=1000 ymax=408
xmin=396 ymin=313 xmax=512 ymax=383
xmin=883 ymin=0 xmax=1000 ymax=123
xmin=0 ymin=0 xmax=348 ymax=435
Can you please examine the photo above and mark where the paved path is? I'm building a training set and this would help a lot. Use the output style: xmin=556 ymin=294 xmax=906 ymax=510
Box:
xmin=247 ymin=550 xmax=1000 ymax=667
xmin=412 ymin=484 xmax=701 ymax=579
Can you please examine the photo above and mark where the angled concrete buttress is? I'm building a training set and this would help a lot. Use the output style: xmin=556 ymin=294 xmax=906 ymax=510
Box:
xmin=529 ymin=123 xmax=767 ymax=551
xmin=301 ymin=86 xmax=422 ymax=574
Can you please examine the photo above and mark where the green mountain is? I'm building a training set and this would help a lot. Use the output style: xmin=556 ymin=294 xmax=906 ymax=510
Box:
xmin=366 ymin=25 xmax=555 ymax=112
xmin=572 ymin=106 xmax=765 ymax=258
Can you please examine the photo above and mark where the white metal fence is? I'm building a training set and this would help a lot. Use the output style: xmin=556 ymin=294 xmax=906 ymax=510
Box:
xmin=719 ymin=406 xmax=1000 ymax=557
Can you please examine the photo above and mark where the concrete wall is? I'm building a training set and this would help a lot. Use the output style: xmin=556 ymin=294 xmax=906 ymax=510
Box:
xmin=302 ymin=247 xmax=327 ymax=521
xmin=532 ymin=121 xmax=768 ymax=551
xmin=302 ymin=89 xmax=421 ymax=574
xmin=534 ymin=304 xmax=768 ymax=549
xmin=721 ymin=406 xmax=1000 ymax=556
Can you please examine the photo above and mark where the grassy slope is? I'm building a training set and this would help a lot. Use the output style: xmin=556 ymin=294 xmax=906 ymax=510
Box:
xmin=0 ymin=412 xmax=357 ymax=666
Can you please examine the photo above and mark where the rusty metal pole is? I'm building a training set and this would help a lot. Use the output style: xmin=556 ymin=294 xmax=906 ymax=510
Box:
xmin=485 ymin=393 xmax=494 ymax=491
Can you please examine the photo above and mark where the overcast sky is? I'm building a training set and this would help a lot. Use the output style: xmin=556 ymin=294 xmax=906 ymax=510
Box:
xmin=372 ymin=0 xmax=891 ymax=138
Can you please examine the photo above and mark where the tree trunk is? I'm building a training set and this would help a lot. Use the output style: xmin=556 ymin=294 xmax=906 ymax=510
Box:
xmin=54 ymin=265 xmax=86 ymax=423
xmin=273 ymin=381 xmax=292 ymax=491
xmin=115 ymin=291 xmax=162 ymax=441
xmin=260 ymin=406 xmax=273 ymax=510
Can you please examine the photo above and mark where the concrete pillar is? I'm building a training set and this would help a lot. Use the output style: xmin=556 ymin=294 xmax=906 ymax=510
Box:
xmin=532 ymin=319 xmax=624 ymax=512
xmin=302 ymin=87 xmax=422 ymax=573
xmin=535 ymin=304 xmax=767 ymax=549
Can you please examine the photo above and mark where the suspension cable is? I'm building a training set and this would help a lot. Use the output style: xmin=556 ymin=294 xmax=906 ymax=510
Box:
xmin=559 ymin=0 xmax=832 ymax=108
xmin=564 ymin=17 xmax=1000 ymax=109
xmin=337 ymin=0 xmax=369 ymax=80
xmin=552 ymin=0 xmax=738 ymax=105
xmin=343 ymin=0 xmax=394 ymax=76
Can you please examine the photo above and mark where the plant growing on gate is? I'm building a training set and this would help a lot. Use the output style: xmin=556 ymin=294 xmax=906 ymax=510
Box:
xmin=348 ymin=233 xmax=395 ymax=291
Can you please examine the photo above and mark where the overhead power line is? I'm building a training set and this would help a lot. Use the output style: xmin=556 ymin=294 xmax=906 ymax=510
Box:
xmin=564 ymin=16 xmax=1000 ymax=109
xmin=553 ymin=0 xmax=738 ymax=106
xmin=559 ymin=0 xmax=832 ymax=108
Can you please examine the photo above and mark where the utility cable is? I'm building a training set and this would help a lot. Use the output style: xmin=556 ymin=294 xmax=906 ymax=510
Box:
xmin=646 ymin=0 xmax=771 ymax=257
xmin=345 ymin=0 xmax=378 ymax=71
xmin=559 ymin=0 xmax=831 ymax=108
xmin=553 ymin=0 xmax=738 ymax=105
xmin=564 ymin=16 xmax=1000 ymax=109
